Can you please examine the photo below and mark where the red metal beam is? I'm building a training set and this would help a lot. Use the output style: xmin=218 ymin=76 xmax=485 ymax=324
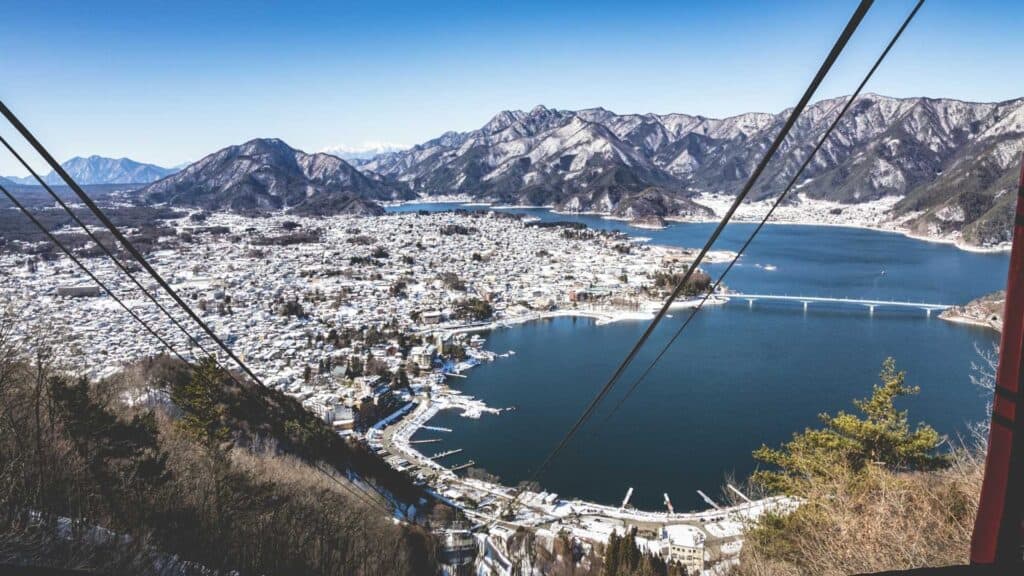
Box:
xmin=970 ymin=154 xmax=1024 ymax=565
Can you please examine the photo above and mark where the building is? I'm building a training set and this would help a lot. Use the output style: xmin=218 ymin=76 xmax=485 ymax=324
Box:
xmin=662 ymin=525 xmax=705 ymax=575
xmin=438 ymin=528 xmax=477 ymax=568
xmin=304 ymin=396 xmax=341 ymax=424
xmin=56 ymin=284 xmax=102 ymax=297
xmin=332 ymin=405 xmax=356 ymax=431
xmin=409 ymin=344 xmax=436 ymax=370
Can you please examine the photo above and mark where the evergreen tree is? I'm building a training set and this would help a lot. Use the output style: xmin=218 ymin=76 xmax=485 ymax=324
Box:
xmin=604 ymin=531 xmax=621 ymax=576
xmin=752 ymin=358 xmax=948 ymax=495
xmin=347 ymin=356 xmax=363 ymax=378
xmin=171 ymin=357 xmax=231 ymax=447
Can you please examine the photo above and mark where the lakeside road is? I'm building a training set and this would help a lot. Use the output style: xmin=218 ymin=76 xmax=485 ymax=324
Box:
xmin=373 ymin=394 xmax=798 ymax=567
xmin=418 ymin=297 xmax=730 ymax=336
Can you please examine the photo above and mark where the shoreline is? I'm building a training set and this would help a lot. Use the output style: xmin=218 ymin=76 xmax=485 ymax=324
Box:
xmin=670 ymin=215 xmax=1011 ymax=254
xmin=375 ymin=198 xmax=1003 ymax=518
xmin=938 ymin=313 xmax=1000 ymax=332
xmin=387 ymin=196 xmax=1011 ymax=254
xmin=421 ymin=297 xmax=727 ymax=337
xmin=395 ymin=298 xmax=730 ymax=498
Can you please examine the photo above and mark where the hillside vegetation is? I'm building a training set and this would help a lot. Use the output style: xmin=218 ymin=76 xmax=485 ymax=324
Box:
xmin=0 ymin=318 xmax=439 ymax=574
xmin=736 ymin=359 xmax=983 ymax=576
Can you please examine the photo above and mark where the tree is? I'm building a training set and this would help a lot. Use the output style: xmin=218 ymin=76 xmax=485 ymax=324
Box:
xmin=649 ymin=268 xmax=710 ymax=297
xmin=391 ymin=369 xmax=410 ymax=391
xmin=171 ymin=357 xmax=231 ymax=447
xmin=438 ymin=272 xmax=466 ymax=291
xmin=406 ymin=361 xmax=420 ymax=378
xmin=50 ymin=375 xmax=170 ymax=523
xmin=347 ymin=356 xmax=363 ymax=378
xmin=602 ymin=527 xmax=680 ymax=576
xmin=455 ymin=297 xmax=493 ymax=321
xmin=448 ymin=344 xmax=467 ymax=362
xmin=752 ymin=358 xmax=948 ymax=495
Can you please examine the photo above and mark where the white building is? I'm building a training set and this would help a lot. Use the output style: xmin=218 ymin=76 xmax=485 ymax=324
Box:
xmin=662 ymin=525 xmax=706 ymax=575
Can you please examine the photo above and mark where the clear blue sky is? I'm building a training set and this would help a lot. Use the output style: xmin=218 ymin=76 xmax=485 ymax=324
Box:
xmin=1 ymin=0 xmax=1021 ymax=175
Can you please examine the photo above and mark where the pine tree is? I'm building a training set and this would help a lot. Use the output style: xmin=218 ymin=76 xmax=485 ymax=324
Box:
xmin=752 ymin=358 xmax=948 ymax=495
xmin=604 ymin=531 xmax=621 ymax=576
xmin=171 ymin=357 xmax=230 ymax=447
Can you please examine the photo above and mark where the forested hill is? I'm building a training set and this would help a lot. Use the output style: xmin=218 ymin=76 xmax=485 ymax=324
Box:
xmin=0 ymin=350 xmax=442 ymax=574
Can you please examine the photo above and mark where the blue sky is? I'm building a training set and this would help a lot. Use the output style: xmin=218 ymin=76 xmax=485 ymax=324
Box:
xmin=1 ymin=0 xmax=1021 ymax=175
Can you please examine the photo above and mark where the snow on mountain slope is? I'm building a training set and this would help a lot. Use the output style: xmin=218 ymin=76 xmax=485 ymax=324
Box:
xmin=356 ymin=94 xmax=1024 ymax=245
xmin=140 ymin=138 xmax=413 ymax=216
xmin=4 ymin=155 xmax=177 ymax=186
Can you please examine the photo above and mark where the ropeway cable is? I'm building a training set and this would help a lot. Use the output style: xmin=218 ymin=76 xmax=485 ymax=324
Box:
xmin=0 ymin=181 xmax=189 ymax=365
xmin=0 ymin=111 xmax=403 ymax=517
xmin=1 ymin=132 xmax=260 ymax=403
xmin=487 ymin=0 xmax=877 ymax=526
xmin=0 ymin=100 xmax=267 ymax=388
xmin=0 ymin=133 xmax=218 ymax=361
xmin=600 ymin=0 xmax=927 ymax=427
xmin=0 ymin=164 xmax=396 ymax=515
xmin=525 ymin=0 xmax=875 ymax=485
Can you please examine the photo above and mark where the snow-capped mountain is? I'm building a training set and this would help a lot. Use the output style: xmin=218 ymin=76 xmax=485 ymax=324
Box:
xmin=4 ymin=155 xmax=178 ymax=186
xmin=139 ymin=138 xmax=413 ymax=216
xmin=321 ymin=142 xmax=408 ymax=162
xmin=361 ymin=95 xmax=1024 ymax=246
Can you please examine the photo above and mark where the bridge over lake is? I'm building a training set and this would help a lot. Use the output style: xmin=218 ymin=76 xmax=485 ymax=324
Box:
xmin=724 ymin=292 xmax=953 ymax=316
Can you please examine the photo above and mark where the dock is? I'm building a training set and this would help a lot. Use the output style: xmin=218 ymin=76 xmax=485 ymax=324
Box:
xmin=451 ymin=460 xmax=475 ymax=472
xmin=409 ymin=438 xmax=442 ymax=445
xmin=430 ymin=448 xmax=463 ymax=460
xmin=423 ymin=425 xmax=453 ymax=433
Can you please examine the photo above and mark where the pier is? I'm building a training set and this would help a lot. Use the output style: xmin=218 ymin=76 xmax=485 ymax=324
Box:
xmin=430 ymin=448 xmax=464 ymax=460
xmin=423 ymin=425 xmax=453 ymax=433
xmin=451 ymin=460 xmax=476 ymax=472
xmin=409 ymin=438 xmax=442 ymax=445
xmin=726 ymin=292 xmax=951 ymax=316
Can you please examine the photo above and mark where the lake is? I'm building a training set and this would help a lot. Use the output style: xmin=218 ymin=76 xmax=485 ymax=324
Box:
xmin=389 ymin=202 xmax=1009 ymax=511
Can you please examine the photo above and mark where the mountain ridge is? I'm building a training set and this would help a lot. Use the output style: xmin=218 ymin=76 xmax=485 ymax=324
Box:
xmin=359 ymin=93 xmax=1024 ymax=247
xmin=4 ymin=155 xmax=177 ymax=185
xmin=139 ymin=138 xmax=414 ymax=216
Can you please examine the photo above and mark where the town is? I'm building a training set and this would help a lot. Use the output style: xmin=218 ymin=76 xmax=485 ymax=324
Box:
xmin=0 ymin=207 xmax=785 ymax=574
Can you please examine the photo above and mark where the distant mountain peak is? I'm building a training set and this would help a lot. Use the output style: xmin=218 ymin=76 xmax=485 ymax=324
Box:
xmin=140 ymin=138 xmax=413 ymax=216
xmin=1 ymin=155 xmax=178 ymax=186
xmin=319 ymin=141 xmax=408 ymax=162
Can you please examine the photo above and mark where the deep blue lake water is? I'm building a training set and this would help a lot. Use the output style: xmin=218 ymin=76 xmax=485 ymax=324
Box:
xmin=388 ymin=202 xmax=1009 ymax=510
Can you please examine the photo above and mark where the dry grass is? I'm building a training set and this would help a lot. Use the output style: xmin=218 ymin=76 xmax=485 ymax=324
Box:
xmin=736 ymin=449 xmax=983 ymax=576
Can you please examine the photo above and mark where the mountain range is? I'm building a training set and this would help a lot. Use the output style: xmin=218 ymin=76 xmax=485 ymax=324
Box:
xmin=139 ymin=138 xmax=414 ymax=216
xmin=358 ymin=94 xmax=1024 ymax=247
xmin=4 ymin=155 xmax=177 ymax=185
xmin=6 ymin=94 xmax=1020 ymax=246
